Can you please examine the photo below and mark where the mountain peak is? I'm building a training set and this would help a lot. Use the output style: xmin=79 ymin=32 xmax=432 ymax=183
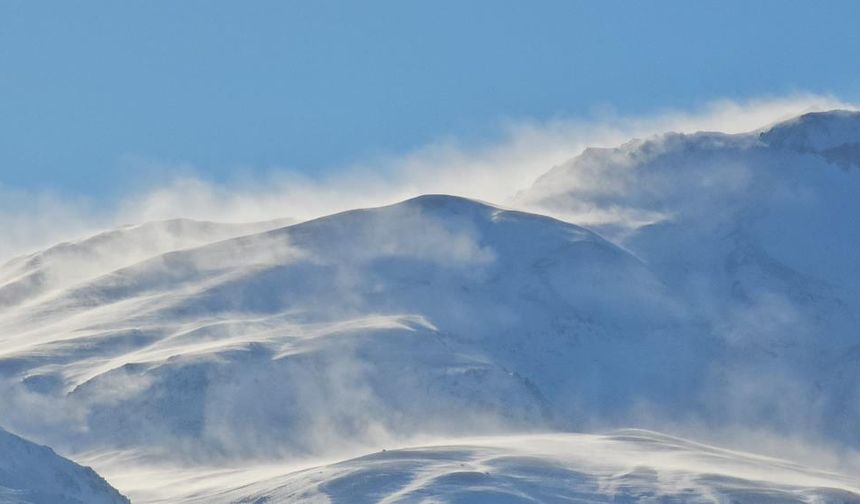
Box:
xmin=760 ymin=109 xmax=860 ymax=154
xmin=399 ymin=193 xmax=496 ymax=213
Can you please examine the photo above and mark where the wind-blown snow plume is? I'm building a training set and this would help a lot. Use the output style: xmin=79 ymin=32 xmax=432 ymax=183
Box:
xmin=0 ymin=94 xmax=854 ymax=263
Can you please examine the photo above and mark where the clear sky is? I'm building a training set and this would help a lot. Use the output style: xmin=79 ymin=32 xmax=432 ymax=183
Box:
xmin=2 ymin=0 xmax=859 ymax=201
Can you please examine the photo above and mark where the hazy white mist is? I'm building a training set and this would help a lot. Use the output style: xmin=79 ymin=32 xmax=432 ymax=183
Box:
xmin=1 ymin=93 xmax=854 ymax=263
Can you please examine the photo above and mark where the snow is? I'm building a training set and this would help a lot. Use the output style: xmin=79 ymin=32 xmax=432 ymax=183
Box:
xmin=82 ymin=431 xmax=860 ymax=503
xmin=0 ymin=427 xmax=128 ymax=504
xmin=519 ymin=111 xmax=860 ymax=443
xmin=0 ymin=110 xmax=859 ymax=502
xmin=760 ymin=110 xmax=860 ymax=160
xmin=0 ymin=193 xmax=701 ymax=468
xmin=0 ymin=217 xmax=290 ymax=310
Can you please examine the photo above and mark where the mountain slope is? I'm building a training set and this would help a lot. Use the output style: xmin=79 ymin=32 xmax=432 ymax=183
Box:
xmin=0 ymin=426 xmax=128 ymax=504
xmin=518 ymin=109 xmax=860 ymax=445
xmin=167 ymin=431 xmax=860 ymax=503
xmin=0 ymin=217 xmax=290 ymax=311
xmin=0 ymin=195 xmax=694 ymax=459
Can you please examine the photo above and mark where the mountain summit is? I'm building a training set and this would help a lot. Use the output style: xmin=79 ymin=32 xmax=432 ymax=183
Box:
xmin=761 ymin=109 xmax=860 ymax=160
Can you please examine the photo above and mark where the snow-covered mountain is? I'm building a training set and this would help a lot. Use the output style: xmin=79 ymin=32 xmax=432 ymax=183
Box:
xmin=1 ymin=195 xmax=692 ymax=458
xmin=0 ymin=426 xmax=128 ymax=504
xmin=179 ymin=430 xmax=860 ymax=504
xmin=1 ymin=110 xmax=859 ymax=502
xmin=518 ymin=110 xmax=860 ymax=446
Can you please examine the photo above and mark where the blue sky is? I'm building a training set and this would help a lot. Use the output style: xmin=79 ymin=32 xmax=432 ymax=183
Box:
xmin=2 ymin=0 xmax=859 ymax=201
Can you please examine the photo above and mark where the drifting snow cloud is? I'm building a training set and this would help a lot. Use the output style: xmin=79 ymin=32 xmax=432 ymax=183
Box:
xmin=0 ymin=93 xmax=855 ymax=264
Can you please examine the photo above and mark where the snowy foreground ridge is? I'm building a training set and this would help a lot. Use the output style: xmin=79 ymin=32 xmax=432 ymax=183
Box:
xmin=176 ymin=431 xmax=860 ymax=504
xmin=1 ymin=110 xmax=860 ymax=502
xmin=0 ymin=427 xmax=127 ymax=504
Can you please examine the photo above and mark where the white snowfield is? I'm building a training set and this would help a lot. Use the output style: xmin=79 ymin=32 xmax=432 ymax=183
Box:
xmin=75 ymin=431 xmax=860 ymax=504
xmin=1 ymin=110 xmax=859 ymax=502
xmin=178 ymin=430 xmax=860 ymax=504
